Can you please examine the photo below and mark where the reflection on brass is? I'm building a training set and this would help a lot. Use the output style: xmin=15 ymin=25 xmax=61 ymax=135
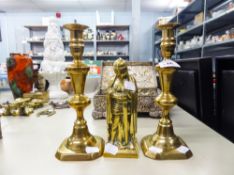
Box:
xmin=104 ymin=58 xmax=138 ymax=158
xmin=37 ymin=108 xmax=56 ymax=117
xmin=141 ymin=21 xmax=193 ymax=160
xmin=55 ymin=22 xmax=104 ymax=161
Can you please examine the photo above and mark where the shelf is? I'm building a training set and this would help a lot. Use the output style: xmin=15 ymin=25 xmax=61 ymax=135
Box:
xmin=96 ymin=25 xmax=129 ymax=30
xmin=24 ymin=25 xmax=48 ymax=30
xmin=177 ymin=23 xmax=203 ymax=38
xmin=96 ymin=55 xmax=129 ymax=59
xmin=27 ymin=40 xmax=94 ymax=44
xmin=153 ymin=0 xmax=234 ymax=60
xmin=178 ymin=0 xmax=204 ymax=24
xmin=176 ymin=46 xmax=201 ymax=54
xmin=204 ymin=39 xmax=234 ymax=48
xmin=27 ymin=40 xmax=44 ymax=43
xmin=206 ymin=0 xmax=225 ymax=10
xmin=96 ymin=40 xmax=129 ymax=44
xmin=205 ymin=8 xmax=234 ymax=33
xmin=24 ymin=25 xmax=64 ymax=31
xmin=31 ymin=55 xmax=94 ymax=58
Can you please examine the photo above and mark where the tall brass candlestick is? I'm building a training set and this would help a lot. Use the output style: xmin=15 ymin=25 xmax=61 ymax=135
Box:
xmin=55 ymin=23 xmax=104 ymax=161
xmin=141 ymin=22 xmax=192 ymax=160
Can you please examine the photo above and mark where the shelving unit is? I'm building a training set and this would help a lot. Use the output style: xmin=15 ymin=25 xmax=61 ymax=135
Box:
xmin=96 ymin=25 xmax=130 ymax=60
xmin=176 ymin=47 xmax=201 ymax=54
xmin=25 ymin=24 xmax=129 ymax=61
xmin=25 ymin=25 xmax=95 ymax=61
xmin=153 ymin=0 xmax=234 ymax=60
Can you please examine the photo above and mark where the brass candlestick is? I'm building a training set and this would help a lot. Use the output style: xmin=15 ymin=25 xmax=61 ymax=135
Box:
xmin=141 ymin=22 xmax=192 ymax=160
xmin=55 ymin=23 xmax=104 ymax=161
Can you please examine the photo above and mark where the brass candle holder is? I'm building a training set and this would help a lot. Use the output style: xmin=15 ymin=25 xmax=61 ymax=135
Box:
xmin=141 ymin=22 xmax=192 ymax=160
xmin=55 ymin=23 xmax=104 ymax=161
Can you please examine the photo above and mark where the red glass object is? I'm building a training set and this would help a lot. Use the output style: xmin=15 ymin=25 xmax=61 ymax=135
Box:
xmin=7 ymin=53 xmax=34 ymax=98
xmin=56 ymin=12 xmax=61 ymax=18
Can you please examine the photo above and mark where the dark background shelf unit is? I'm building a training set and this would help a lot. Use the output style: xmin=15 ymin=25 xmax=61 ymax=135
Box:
xmin=96 ymin=25 xmax=130 ymax=61
xmin=153 ymin=0 xmax=234 ymax=60
xmin=25 ymin=25 xmax=95 ymax=61
xmin=25 ymin=24 xmax=130 ymax=61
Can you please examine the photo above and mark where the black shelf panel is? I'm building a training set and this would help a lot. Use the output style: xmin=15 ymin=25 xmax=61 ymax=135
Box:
xmin=178 ymin=0 xmax=204 ymax=24
xmin=204 ymin=39 xmax=234 ymax=48
xmin=177 ymin=23 xmax=203 ymax=38
xmin=206 ymin=0 xmax=228 ymax=10
xmin=176 ymin=46 xmax=202 ymax=54
xmin=205 ymin=9 xmax=234 ymax=33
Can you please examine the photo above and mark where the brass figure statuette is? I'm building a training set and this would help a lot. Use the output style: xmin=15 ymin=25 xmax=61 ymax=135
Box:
xmin=141 ymin=21 xmax=192 ymax=160
xmin=55 ymin=23 xmax=104 ymax=161
xmin=104 ymin=58 xmax=138 ymax=158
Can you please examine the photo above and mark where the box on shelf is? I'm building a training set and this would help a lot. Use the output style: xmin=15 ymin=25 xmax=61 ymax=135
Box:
xmin=194 ymin=12 xmax=204 ymax=26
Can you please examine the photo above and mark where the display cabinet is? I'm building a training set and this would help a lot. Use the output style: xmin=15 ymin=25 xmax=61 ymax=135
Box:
xmin=25 ymin=24 xmax=130 ymax=62
xmin=24 ymin=25 xmax=95 ymax=61
xmin=153 ymin=0 xmax=234 ymax=60
xmin=96 ymin=25 xmax=130 ymax=60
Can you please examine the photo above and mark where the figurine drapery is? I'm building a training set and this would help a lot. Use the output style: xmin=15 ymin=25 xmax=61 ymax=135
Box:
xmin=105 ymin=58 xmax=138 ymax=158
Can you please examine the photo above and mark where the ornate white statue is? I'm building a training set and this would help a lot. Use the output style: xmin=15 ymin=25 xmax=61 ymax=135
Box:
xmin=40 ymin=17 xmax=69 ymax=100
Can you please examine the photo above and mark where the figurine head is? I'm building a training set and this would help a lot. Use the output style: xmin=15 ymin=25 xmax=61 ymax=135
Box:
xmin=113 ymin=58 xmax=128 ymax=79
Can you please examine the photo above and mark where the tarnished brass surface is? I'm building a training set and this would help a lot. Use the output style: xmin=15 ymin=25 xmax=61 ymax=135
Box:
xmin=1 ymin=98 xmax=37 ymax=116
xmin=141 ymin=22 xmax=192 ymax=160
xmin=55 ymin=23 xmax=104 ymax=161
xmin=23 ymin=91 xmax=49 ymax=103
xmin=104 ymin=58 xmax=138 ymax=158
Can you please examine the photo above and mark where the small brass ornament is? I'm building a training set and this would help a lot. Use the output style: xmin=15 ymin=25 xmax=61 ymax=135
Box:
xmin=1 ymin=98 xmax=44 ymax=116
xmin=141 ymin=21 xmax=193 ymax=160
xmin=55 ymin=22 xmax=104 ymax=161
xmin=104 ymin=58 xmax=138 ymax=158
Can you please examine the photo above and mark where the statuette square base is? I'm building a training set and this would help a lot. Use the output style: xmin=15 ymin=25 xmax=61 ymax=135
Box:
xmin=103 ymin=140 xmax=139 ymax=158
xmin=141 ymin=135 xmax=192 ymax=160
xmin=55 ymin=136 xmax=104 ymax=161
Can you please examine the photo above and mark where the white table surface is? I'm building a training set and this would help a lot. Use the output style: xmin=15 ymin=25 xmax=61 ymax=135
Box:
xmin=0 ymin=91 xmax=234 ymax=175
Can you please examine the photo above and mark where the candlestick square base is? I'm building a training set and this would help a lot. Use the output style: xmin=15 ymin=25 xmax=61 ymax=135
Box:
xmin=141 ymin=134 xmax=192 ymax=160
xmin=55 ymin=136 xmax=104 ymax=161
